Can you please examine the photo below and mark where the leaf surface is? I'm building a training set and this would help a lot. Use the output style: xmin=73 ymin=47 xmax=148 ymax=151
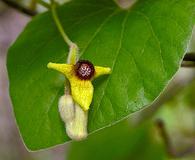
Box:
xmin=7 ymin=0 xmax=195 ymax=150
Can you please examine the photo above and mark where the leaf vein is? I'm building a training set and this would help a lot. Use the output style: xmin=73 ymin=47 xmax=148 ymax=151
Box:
xmin=91 ymin=11 xmax=130 ymax=122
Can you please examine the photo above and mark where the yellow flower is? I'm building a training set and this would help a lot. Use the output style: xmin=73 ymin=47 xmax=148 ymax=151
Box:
xmin=47 ymin=60 xmax=111 ymax=111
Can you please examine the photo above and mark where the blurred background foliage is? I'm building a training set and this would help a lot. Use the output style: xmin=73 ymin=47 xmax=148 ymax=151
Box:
xmin=68 ymin=120 xmax=166 ymax=160
xmin=1 ymin=0 xmax=195 ymax=160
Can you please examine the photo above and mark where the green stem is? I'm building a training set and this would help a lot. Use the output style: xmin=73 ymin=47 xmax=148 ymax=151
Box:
xmin=50 ymin=0 xmax=73 ymax=46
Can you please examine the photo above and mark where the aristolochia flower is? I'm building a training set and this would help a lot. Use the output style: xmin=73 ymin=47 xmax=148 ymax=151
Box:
xmin=47 ymin=44 xmax=111 ymax=140
xmin=47 ymin=58 xmax=111 ymax=111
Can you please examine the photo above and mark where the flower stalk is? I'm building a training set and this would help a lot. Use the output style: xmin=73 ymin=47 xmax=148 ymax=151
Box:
xmin=50 ymin=0 xmax=73 ymax=46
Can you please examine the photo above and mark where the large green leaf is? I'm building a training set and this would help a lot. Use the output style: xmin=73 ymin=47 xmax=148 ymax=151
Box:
xmin=7 ymin=0 xmax=195 ymax=150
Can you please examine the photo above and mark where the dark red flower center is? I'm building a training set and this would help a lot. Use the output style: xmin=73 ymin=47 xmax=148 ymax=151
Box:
xmin=74 ymin=60 xmax=95 ymax=80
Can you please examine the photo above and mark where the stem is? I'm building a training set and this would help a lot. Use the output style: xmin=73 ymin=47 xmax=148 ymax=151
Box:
xmin=50 ymin=0 xmax=73 ymax=46
xmin=156 ymin=119 xmax=173 ymax=156
xmin=181 ymin=62 xmax=195 ymax=68
xmin=1 ymin=0 xmax=37 ymax=16
xmin=183 ymin=53 xmax=195 ymax=62
xmin=156 ymin=119 xmax=195 ymax=158
xmin=182 ymin=53 xmax=195 ymax=68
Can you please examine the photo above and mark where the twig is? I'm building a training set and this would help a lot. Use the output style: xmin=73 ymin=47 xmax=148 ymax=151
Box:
xmin=1 ymin=0 xmax=37 ymax=16
xmin=181 ymin=62 xmax=195 ymax=68
xmin=183 ymin=53 xmax=195 ymax=62
xmin=182 ymin=53 xmax=195 ymax=67
xmin=156 ymin=119 xmax=195 ymax=158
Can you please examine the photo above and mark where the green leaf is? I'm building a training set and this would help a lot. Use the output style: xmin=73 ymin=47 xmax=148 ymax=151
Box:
xmin=7 ymin=0 xmax=195 ymax=150
xmin=68 ymin=121 xmax=166 ymax=160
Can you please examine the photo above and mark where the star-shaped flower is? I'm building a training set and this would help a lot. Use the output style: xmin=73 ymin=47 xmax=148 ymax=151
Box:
xmin=47 ymin=59 xmax=111 ymax=111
